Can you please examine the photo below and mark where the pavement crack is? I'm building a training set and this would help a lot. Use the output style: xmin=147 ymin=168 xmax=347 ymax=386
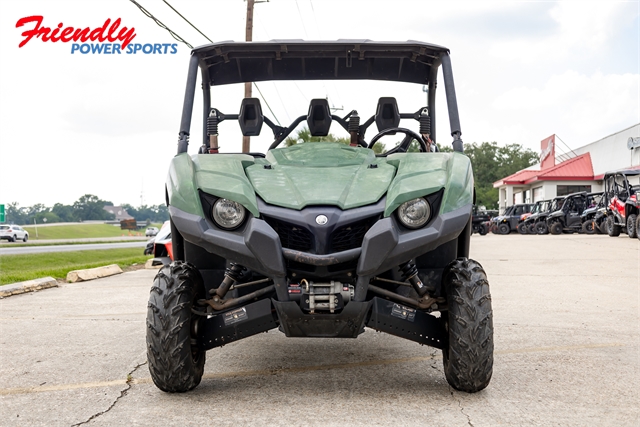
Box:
xmin=70 ymin=361 xmax=147 ymax=427
xmin=448 ymin=385 xmax=474 ymax=427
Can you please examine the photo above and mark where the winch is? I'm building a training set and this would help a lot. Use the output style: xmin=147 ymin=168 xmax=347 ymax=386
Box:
xmin=288 ymin=279 xmax=354 ymax=313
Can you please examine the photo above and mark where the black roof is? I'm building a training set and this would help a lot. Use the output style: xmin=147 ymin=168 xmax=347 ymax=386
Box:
xmin=191 ymin=40 xmax=450 ymax=86
xmin=604 ymin=168 xmax=640 ymax=177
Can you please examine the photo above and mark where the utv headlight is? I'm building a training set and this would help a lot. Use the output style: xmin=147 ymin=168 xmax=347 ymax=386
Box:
xmin=212 ymin=198 xmax=246 ymax=230
xmin=397 ymin=198 xmax=431 ymax=229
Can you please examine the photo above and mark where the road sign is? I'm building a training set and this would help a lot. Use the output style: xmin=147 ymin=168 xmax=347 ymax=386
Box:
xmin=0 ymin=204 xmax=4 ymax=222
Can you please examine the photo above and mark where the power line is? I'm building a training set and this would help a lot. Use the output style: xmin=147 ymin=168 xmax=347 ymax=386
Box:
xmin=161 ymin=0 xmax=213 ymax=43
xmin=253 ymin=83 xmax=281 ymax=126
xmin=295 ymin=0 xmax=309 ymax=38
xmin=132 ymin=0 xmax=282 ymax=131
xmin=128 ymin=0 xmax=193 ymax=49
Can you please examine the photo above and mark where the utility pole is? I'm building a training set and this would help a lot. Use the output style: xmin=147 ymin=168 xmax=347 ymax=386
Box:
xmin=242 ymin=0 xmax=255 ymax=153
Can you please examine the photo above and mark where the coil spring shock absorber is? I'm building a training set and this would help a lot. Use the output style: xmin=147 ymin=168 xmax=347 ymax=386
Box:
xmin=213 ymin=263 xmax=244 ymax=299
xmin=399 ymin=261 xmax=428 ymax=297
xmin=348 ymin=110 xmax=360 ymax=147
xmin=207 ymin=110 xmax=220 ymax=153
xmin=419 ymin=108 xmax=432 ymax=151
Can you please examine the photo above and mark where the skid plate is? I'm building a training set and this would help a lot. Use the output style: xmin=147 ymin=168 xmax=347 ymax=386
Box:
xmin=367 ymin=298 xmax=447 ymax=349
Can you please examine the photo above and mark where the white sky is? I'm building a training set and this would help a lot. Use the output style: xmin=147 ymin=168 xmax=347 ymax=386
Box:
xmin=0 ymin=0 xmax=638 ymax=207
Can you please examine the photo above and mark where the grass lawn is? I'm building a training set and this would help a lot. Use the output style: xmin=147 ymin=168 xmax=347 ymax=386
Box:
xmin=0 ymin=248 xmax=152 ymax=285
xmin=22 ymin=223 xmax=162 ymax=240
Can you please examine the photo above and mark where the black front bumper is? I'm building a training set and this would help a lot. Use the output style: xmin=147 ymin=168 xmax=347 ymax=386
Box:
xmin=170 ymin=202 xmax=471 ymax=300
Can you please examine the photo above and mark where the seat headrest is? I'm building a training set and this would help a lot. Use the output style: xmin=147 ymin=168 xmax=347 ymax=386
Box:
xmin=375 ymin=97 xmax=400 ymax=132
xmin=307 ymin=99 xmax=332 ymax=136
xmin=239 ymin=98 xmax=263 ymax=136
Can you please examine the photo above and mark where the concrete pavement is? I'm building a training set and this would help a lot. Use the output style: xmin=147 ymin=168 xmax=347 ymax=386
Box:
xmin=0 ymin=233 xmax=637 ymax=426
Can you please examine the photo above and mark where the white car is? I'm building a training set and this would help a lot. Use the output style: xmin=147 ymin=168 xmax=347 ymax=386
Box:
xmin=145 ymin=226 xmax=159 ymax=237
xmin=0 ymin=225 xmax=29 ymax=242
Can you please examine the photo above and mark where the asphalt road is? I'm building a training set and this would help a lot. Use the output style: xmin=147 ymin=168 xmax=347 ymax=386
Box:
xmin=0 ymin=233 xmax=638 ymax=426
xmin=0 ymin=241 xmax=147 ymax=255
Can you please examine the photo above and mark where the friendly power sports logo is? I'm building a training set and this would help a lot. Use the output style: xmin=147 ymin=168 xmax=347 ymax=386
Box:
xmin=16 ymin=16 xmax=178 ymax=54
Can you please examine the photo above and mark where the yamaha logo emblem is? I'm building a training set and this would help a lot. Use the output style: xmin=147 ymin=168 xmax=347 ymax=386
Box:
xmin=315 ymin=215 xmax=328 ymax=225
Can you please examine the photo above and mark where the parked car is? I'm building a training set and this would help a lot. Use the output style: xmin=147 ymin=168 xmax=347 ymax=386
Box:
xmin=0 ymin=225 xmax=28 ymax=242
xmin=145 ymin=226 xmax=159 ymax=237
xmin=603 ymin=169 xmax=640 ymax=238
xmin=491 ymin=204 xmax=533 ymax=234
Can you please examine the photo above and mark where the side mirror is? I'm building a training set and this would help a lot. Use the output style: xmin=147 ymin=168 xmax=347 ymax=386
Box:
xmin=239 ymin=98 xmax=263 ymax=136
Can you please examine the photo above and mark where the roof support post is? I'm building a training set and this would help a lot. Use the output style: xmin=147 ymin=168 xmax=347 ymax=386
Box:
xmin=201 ymin=65 xmax=211 ymax=151
xmin=441 ymin=52 xmax=463 ymax=153
xmin=428 ymin=61 xmax=438 ymax=145
xmin=177 ymin=54 xmax=199 ymax=154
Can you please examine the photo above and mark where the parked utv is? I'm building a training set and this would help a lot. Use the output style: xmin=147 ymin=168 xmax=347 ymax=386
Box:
xmin=546 ymin=192 xmax=594 ymax=234
xmin=472 ymin=205 xmax=492 ymax=235
xmin=603 ymin=169 xmax=640 ymax=238
xmin=517 ymin=200 xmax=550 ymax=234
xmin=579 ymin=192 xmax=604 ymax=234
xmin=491 ymin=204 xmax=533 ymax=234
xmin=532 ymin=197 xmax=563 ymax=234
xmin=147 ymin=41 xmax=493 ymax=394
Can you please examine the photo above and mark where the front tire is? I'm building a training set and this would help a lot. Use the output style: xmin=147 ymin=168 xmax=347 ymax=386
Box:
xmin=516 ymin=222 xmax=528 ymax=234
xmin=442 ymin=258 xmax=493 ymax=393
xmin=147 ymin=261 xmax=206 ymax=392
xmin=498 ymin=223 xmax=510 ymax=235
xmin=23 ymin=234 xmax=28 ymax=242
xmin=535 ymin=222 xmax=548 ymax=235
xmin=627 ymin=214 xmax=637 ymax=238
xmin=581 ymin=221 xmax=595 ymax=234
xmin=607 ymin=216 xmax=621 ymax=237
xmin=549 ymin=222 xmax=563 ymax=235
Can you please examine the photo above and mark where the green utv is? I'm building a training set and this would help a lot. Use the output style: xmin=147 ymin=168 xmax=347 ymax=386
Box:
xmin=147 ymin=41 xmax=493 ymax=394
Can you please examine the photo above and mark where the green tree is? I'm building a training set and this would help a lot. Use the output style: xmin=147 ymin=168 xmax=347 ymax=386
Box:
xmin=52 ymin=203 xmax=77 ymax=222
xmin=461 ymin=142 xmax=537 ymax=209
xmin=73 ymin=194 xmax=115 ymax=221
xmin=5 ymin=202 xmax=29 ymax=224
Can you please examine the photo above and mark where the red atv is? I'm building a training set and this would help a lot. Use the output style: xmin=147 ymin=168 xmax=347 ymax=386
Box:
xmin=604 ymin=169 xmax=640 ymax=238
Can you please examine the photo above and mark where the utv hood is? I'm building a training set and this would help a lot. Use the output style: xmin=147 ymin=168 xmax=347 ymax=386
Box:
xmin=166 ymin=143 xmax=473 ymax=218
xmin=245 ymin=143 xmax=395 ymax=210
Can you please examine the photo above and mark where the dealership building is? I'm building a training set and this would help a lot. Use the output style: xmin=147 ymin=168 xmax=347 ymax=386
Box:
xmin=493 ymin=123 xmax=640 ymax=213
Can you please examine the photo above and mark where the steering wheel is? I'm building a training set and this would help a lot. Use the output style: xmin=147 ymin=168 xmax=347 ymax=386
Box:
xmin=367 ymin=127 xmax=428 ymax=155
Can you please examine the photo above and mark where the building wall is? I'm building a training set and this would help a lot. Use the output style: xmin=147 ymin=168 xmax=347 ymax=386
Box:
xmin=572 ymin=124 xmax=640 ymax=175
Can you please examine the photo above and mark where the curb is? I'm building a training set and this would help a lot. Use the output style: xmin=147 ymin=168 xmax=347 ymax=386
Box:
xmin=144 ymin=259 xmax=163 ymax=269
xmin=66 ymin=264 xmax=123 ymax=283
xmin=0 ymin=277 xmax=58 ymax=298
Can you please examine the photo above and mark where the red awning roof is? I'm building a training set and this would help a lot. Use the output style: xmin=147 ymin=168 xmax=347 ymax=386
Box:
xmin=494 ymin=153 xmax=594 ymax=187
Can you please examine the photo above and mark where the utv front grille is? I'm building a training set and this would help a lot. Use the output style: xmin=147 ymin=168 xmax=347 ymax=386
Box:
xmin=263 ymin=217 xmax=314 ymax=252
xmin=329 ymin=218 xmax=376 ymax=252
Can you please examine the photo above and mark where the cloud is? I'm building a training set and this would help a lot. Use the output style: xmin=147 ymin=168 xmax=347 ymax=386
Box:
xmin=490 ymin=2 xmax=637 ymax=64
xmin=491 ymin=70 xmax=639 ymax=147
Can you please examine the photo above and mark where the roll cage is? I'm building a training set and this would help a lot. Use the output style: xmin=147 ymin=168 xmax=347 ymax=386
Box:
xmin=175 ymin=40 xmax=465 ymax=155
